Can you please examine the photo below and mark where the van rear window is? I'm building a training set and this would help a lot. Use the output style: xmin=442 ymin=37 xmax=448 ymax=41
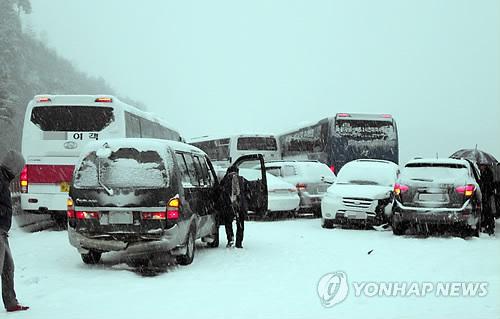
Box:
xmin=31 ymin=106 xmax=114 ymax=131
xmin=74 ymin=148 xmax=168 ymax=188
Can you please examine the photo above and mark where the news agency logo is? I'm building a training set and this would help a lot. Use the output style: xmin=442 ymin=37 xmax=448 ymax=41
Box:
xmin=317 ymin=271 xmax=349 ymax=308
xmin=317 ymin=271 xmax=489 ymax=308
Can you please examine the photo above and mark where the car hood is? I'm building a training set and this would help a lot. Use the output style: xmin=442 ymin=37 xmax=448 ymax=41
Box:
xmin=326 ymin=183 xmax=393 ymax=200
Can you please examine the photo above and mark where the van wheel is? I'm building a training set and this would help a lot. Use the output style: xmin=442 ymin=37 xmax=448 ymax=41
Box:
xmin=177 ymin=228 xmax=196 ymax=266
xmin=207 ymin=223 xmax=219 ymax=248
xmin=321 ymin=218 xmax=334 ymax=229
xmin=81 ymin=250 xmax=101 ymax=264
xmin=392 ymin=223 xmax=406 ymax=236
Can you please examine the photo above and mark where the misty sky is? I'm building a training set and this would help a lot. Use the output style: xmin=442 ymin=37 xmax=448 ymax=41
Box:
xmin=25 ymin=0 xmax=499 ymax=163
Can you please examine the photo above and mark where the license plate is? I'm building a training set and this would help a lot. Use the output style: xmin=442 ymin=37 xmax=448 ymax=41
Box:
xmin=346 ymin=211 xmax=367 ymax=220
xmin=108 ymin=211 xmax=133 ymax=224
xmin=60 ymin=182 xmax=70 ymax=192
xmin=418 ymin=193 xmax=447 ymax=202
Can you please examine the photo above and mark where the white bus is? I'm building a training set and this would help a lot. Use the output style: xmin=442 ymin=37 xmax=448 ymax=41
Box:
xmin=18 ymin=94 xmax=182 ymax=228
xmin=189 ymin=134 xmax=281 ymax=168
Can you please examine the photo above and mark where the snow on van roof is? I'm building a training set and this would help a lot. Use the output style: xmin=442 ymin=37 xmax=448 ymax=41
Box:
xmin=81 ymin=138 xmax=206 ymax=155
xmin=29 ymin=94 xmax=180 ymax=134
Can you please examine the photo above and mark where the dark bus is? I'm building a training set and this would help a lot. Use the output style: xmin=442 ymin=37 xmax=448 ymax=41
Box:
xmin=279 ymin=113 xmax=399 ymax=173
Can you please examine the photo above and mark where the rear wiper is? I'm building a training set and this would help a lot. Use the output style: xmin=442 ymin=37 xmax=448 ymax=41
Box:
xmin=411 ymin=178 xmax=433 ymax=182
xmin=97 ymin=160 xmax=114 ymax=196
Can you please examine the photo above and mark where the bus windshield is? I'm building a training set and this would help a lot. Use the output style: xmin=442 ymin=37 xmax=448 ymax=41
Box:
xmin=335 ymin=120 xmax=395 ymax=141
xmin=237 ymin=137 xmax=278 ymax=151
xmin=31 ymin=106 xmax=114 ymax=131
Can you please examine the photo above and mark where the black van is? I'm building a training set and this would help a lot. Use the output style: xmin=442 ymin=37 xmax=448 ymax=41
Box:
xmin=67 ymin=138 xmax=267 ymax=266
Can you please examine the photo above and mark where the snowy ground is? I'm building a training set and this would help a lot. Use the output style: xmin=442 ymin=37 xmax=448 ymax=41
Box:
xmin=6 ymin=219 xmax=500 ymax=319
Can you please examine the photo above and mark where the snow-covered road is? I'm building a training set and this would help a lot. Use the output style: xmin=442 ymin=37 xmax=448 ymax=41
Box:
xmin=7 ymin=219 xmax=500 ymax=319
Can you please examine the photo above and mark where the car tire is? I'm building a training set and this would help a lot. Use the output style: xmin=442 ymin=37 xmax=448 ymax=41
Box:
xmin=392 ymin=223 xmax=406 ymax=236
xmin=177 ymin=227 xmax=196 ymax=266
xmin=207 ymin=223 xmax=219 ymax=248
xmin=321 ymin=218 xmax=334 ymax=229
xmin=81 ymin=250 xmax=102 ymax=264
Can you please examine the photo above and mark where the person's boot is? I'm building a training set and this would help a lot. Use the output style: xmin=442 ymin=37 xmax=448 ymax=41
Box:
xmin=6 ymin=304 xmax=30 ymax=312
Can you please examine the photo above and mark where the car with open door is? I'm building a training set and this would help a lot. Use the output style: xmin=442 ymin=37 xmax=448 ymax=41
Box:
xmin=67 ymin=138 xmax=267 ymax=268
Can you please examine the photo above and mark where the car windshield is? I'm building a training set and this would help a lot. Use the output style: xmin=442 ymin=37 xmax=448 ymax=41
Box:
xmin=74 ymin=147 xmax=168 ymax=188
xmin=336 ymin=163 xmax=396 ymax=186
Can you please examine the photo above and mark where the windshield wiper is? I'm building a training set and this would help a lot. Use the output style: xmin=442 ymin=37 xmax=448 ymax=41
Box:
xmin=97 ymin=159 xmax=114 ymax=196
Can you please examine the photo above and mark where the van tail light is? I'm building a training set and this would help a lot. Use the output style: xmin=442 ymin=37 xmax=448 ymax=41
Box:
xmin=95 ymin=97 xmax=113 ymax=103
xmin=456 ymin=185 xmax=475 ymax=198
xmin=167 ymin=197 xmax=180 ymax=220
xmin=20 ymin=165 xmax=28 ymax=193
xmin=67 ymin=198 xmax=75 ymax=218
xmin=394 ymin=183 xmax=409 ymax=195
xmin=142 ymin=212 xmax=167 ymax=220
xmin=329 ymin=165 xmax=335 ymax=173
xmin=75 ymin=211 xmax=100 ymax=220
xmin=296 ymin=183 xmax=307 ymax=191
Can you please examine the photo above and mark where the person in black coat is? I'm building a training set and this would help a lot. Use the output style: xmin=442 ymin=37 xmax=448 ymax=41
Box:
xmin=0 ymin=150 xmax=29 ymax=312
xmin=220 ymin=166 xmax=249 ymax=248
xmin=479 ymin=164 xmax=495 ymax=235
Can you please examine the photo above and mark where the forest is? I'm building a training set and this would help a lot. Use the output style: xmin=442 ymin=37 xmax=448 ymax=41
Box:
xmin=0 ymin=0 xmax=139 ymax=152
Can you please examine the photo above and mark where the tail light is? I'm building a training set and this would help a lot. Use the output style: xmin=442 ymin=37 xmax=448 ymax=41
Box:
xmin=394 ymin=183 xmax=409 ymax=195
xmin=20 ymin=165 xmax=28 ymax=193
xmin=167 ymin=197 xmax=180 ymax=220
xmin=75 ymin=211 xmax=100 ymax=219
xmin=329 ymin=165 xmax=335 ymax=173
xmin=296 ymin=183 xmax=307 ymax=191
xmin=456 ymin=185 xmax=475 ymax=198
xmin=142 ymin=212 xmax=167 ymax=220
xmin=67 ymin=198 xmax=75 ymax=218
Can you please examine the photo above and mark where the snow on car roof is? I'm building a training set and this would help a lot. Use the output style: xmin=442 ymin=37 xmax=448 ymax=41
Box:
xmin=81 ymin=138 xmax=206 ymax=155
xmin=405 ymin=158 xmax=470 ymax=167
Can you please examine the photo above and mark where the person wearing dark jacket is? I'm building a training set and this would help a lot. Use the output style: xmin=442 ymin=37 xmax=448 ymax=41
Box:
xmin=479 ymin=164 xmax=495 ymax=235
xmin=220 ymin=166 xmax=249 ymax=248
xmin=0 ymin=150 xmax=29 ymax=313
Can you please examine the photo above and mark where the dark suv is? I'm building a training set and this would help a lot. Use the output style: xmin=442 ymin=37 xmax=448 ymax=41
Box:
xmin=67 ymin=138 xmax=267 ymax=266
xmin=392 ymin=158 xmax=482 ymax=237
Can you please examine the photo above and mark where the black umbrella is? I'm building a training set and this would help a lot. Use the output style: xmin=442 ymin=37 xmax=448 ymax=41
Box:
xmin=450 ymin=148 xmax=498 ymax=165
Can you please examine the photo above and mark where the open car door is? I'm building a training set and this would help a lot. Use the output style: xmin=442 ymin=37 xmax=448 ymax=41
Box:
xmin=228 ymin=154 xmax=268 ymax=213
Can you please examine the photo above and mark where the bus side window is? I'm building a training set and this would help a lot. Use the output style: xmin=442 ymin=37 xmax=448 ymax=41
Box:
xmin=183 ymin=154 xmax=200 ymax=187
xmin=175 ymin=153 xmax=192 ymax=187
